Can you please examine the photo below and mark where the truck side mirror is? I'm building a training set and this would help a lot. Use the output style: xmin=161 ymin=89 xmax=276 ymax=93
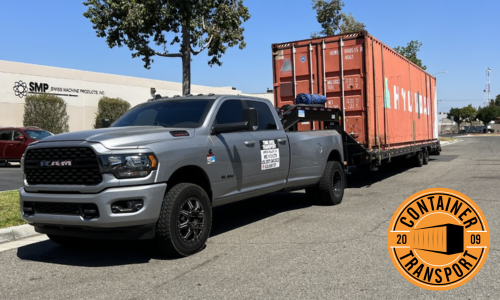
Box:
xmin=101 ymin=118 xmax=110 ymax=128
xmin=243 ymin=108 xmax=258 ymax=131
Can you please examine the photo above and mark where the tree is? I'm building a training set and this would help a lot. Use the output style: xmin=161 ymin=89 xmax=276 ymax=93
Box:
xmin=311 ymin=0 xmax=343 ymax=37
xmin=94 ymin=97 xmax=131 ymax=128
xmin=311 ymin=1 xmax=365 ymax=37
xmin=476 ymin=103 xmax=500 ymax=131
xmin=338 ymin=12 xmax=366 ymax=34
xmin=460 ymin=104 xmax=477 ymax=132
xmin=23 ymin=94 xmax=69 ymax=134
xmin=494 ymin=94 xmax=500 ymax=107
xmin=83 ymin=0 xmax=250 ymax=96
xmin=393 ymin=40 xmax=427 ymax=70
xmin=447 ymin=107 xmax=462 ymax=133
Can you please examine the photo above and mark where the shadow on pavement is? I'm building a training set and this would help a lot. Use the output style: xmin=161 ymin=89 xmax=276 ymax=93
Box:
xmin=16 ymin=192 xmax=312 ymax=266
xmin=17 ymin=239 xmax=162 ymax=266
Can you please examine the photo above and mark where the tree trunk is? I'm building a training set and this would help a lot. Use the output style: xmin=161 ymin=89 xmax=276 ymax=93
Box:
xmin=181 ymin=25 xmax=191 ymax=96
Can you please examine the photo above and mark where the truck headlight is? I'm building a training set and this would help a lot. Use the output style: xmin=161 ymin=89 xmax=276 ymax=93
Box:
xmin=98 ymin=153 xmax=158 ymax=179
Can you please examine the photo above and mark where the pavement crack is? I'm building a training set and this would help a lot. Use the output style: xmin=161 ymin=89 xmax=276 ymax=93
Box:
xmin=154 ymin=254 xmax=222 ymax=288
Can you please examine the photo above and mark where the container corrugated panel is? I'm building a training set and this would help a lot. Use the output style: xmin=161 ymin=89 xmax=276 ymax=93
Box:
xmin=272 ymin=31 xmax=438 ymax=152
xmin=413 ymin=224 xmax=464 ymax=255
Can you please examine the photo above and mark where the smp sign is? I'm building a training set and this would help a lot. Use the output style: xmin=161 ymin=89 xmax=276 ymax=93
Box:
xmin=30 ymin=82 xmax=50 ymax=93
xmin=13 ymin=80 xmax=50 ymax=98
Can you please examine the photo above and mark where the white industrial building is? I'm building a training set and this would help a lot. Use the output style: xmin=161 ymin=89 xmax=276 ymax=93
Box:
xmin=1 ymin=60 xmax=272 ymax=132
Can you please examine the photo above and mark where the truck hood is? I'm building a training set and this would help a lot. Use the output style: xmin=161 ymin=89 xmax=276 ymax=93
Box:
xmin=35 ymin=126 xmax=195 ymax=148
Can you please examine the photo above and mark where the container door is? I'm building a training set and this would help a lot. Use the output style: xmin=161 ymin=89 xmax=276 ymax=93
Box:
xmin=321 ymin=36 xmax=366 ymax=144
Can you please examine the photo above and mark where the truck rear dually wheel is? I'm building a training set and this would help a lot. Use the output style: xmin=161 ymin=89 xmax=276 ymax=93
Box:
xmin=155 ymin=183 xmax=212 ymax=257
xmin=307 ymin=161 xmax=345 ymax=205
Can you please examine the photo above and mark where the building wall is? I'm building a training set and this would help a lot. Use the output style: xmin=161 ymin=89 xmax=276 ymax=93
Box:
xmin=1 ymin=60 xmax=273 ymax=132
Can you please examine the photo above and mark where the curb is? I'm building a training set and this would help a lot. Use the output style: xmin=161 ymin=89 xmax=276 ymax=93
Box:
xmin=0 ymin=224 xmax=39 ymax=244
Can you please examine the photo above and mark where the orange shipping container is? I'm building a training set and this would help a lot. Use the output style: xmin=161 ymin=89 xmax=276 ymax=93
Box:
xmin=272 ymin=31 xmax=441 ymax=167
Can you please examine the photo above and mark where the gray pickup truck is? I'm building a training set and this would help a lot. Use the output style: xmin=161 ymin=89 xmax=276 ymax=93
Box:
xmin=20 ymin=94 xmax=345 ymax=256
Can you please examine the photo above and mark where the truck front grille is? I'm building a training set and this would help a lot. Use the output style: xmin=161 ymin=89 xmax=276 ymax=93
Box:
xmin=24 ymin=147 xmax=103 ymax=185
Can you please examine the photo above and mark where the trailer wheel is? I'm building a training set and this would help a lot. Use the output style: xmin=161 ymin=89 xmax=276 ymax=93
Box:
xmin=423 ymin=148 xmax=429 ymax=165
xmin=156 ymin=183 xmax=212 ymax=257
xmin=314 ymin=161 xmax=345 ymax=205
xmin=414 ymin=151 xmax=424 ymax=167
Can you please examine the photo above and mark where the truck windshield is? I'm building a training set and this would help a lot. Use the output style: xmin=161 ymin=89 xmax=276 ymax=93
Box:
xmin=112 ymin=99 xmax=214 ymax=128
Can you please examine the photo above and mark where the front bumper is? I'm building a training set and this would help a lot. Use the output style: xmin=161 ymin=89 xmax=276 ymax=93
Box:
xmin=20 ymin=183 xmax=167 ymax=234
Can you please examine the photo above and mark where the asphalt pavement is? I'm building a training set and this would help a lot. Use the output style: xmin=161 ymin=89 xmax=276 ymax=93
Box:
xmin=0 ymin=137 xmax=498 ymax=299
xmin=0 ymin=162 xmax=22 ymax=191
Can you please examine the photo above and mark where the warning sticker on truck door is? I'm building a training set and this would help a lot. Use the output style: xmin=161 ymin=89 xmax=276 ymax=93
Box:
xmin=260 ymin=140 xmax=280 ymax=170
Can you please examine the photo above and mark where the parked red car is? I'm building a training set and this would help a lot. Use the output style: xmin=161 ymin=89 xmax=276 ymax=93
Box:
xmin=0 ymin=127 xmax=53 ymax=164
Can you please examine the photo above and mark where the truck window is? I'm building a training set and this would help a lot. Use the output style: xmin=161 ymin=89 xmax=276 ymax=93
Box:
xmin=247 ymin=101 xmax=278 ymax=130
xmin=113 ymin=99 xmax=214 ymax=128
xmin=215 ymin=100 xmax=243 ymax=124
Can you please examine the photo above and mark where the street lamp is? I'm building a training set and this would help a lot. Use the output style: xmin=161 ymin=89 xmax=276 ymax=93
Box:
xmin=433 ymin=71 xmax=448 ymax=76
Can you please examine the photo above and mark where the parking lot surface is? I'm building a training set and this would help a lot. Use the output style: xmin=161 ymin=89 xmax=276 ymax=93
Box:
xmin=0 ymin=137 xmax=498 ymax=299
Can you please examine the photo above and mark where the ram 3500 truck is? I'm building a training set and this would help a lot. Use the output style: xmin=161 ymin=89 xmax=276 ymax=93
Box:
xmin=20 ymin=95 xmax=345 ymax=257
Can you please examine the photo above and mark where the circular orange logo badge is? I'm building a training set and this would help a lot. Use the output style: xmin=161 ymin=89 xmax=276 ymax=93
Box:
xmin=387 ymin=188 xmax=490 ymax=290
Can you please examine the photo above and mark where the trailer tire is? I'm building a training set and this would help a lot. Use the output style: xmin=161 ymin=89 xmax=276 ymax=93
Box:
xmin=156 ymin=183 xmax=212 ymax=257
xmin=414 ymin=151 xmax=424 ymax=167
xmin=315 ymin=161 xmax=345 ymax=205
xmin=423 ymin=148 xmax=429 ymax=165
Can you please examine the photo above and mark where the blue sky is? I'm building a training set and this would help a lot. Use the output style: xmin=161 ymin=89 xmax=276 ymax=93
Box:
xmin=1 ymin=0 xmax=498 ymax=113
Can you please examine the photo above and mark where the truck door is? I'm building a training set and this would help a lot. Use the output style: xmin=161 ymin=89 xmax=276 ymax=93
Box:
xmin=0 ymin=129 xmax=12 ymax=160
xmin=209 ymin=99 xmax=290 ymax=200
xmin=5 ymin=130 xmax=28 ymax=160
xmin=245 ymin=100 xmax=290 ymax=189
xmin=209 ymin=99 xmax=256 ymax=198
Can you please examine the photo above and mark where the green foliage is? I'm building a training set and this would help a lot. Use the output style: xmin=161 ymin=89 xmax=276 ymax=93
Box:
xmin=394 ymin=40 xmax=427 ymax=70
xmin=23 ymin=94 xmax=69 ymax=134
xmin=83 ymin=0 xmax=250 ymax=95
xmin=94 ymin=97 xmax=131 ymax=129
xmin=476 ymin=103 xmax=500 ymax=127
xmin=338 ymin=12 xmax=366 ymax=34
xmin=448 ymin=105 xmax=477 ymax=131
xmin=447 ymin=108 xmax=462 ymax=126
xmin=311 ymin=0 xmax=344 ymax=37
xmin=494 ymin=94 xmax=500 ymax=107
xmin=311 ymin=1 xmax=365 ymax=37
xmin=0 ymin=191 xmax=26 ymax=229
xmin=460 ymin=104 xmax=477 ymax=125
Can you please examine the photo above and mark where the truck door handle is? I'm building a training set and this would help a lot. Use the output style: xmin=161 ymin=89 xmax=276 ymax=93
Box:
xmin=244 ymin=141 xmax=256 ymax=146
xmin=277 ymin=138 xmax=287 ymax=145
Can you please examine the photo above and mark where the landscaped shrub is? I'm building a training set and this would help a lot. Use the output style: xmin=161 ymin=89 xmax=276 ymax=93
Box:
xmin=94 ymin=97 xmax=131 ymax=128
xmin=23 ymin=94 xmax=69 ymax=134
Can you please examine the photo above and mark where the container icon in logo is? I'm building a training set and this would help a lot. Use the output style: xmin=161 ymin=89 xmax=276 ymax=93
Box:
xmin=413 ymin=224 xmax=463 ymax=255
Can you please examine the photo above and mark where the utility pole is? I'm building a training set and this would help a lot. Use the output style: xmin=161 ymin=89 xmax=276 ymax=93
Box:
xmin=484 ymin=67 xmax=491 ymax=106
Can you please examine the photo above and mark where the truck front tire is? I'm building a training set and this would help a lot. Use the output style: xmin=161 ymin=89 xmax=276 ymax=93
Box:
xmin=308 ymin=161 xmax=345 ymax=205
xmin=155 ymin=183 xmax=212 ymax=257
